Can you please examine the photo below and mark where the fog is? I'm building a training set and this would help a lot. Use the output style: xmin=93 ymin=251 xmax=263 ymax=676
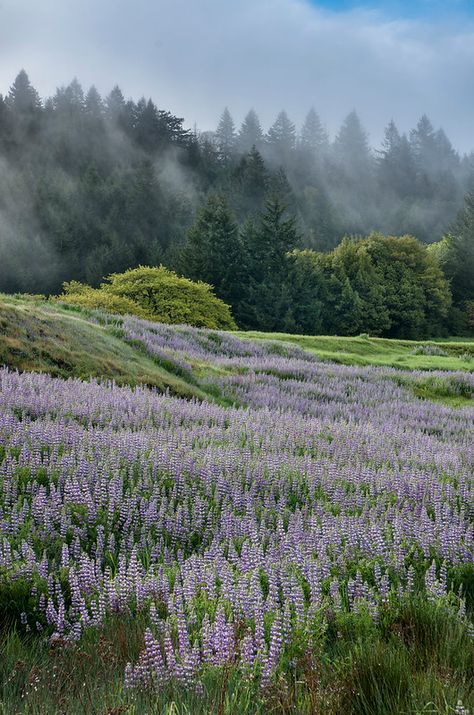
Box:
xmin=1 ymin=0 xmax=474 ymax=150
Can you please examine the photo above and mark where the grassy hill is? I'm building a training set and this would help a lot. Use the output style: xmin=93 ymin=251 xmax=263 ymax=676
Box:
xmin=238 ymin=330 xmax=474 ymax=372
xmin=0 ymin=294 xmax=473 ymax=411
xmin=0 ymin=294 xmax=473 ymax=715
xmin=0 ymin=294 xmax=204 ymax=399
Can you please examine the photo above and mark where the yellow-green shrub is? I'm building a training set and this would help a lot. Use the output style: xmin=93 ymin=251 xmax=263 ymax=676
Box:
xmin=55 ymin=283 xmax=148 ymax=319
xmin=101 ymin=266 xmax=237 ymax=329
xmin=55 ymin=268 xmax=237 ymax=330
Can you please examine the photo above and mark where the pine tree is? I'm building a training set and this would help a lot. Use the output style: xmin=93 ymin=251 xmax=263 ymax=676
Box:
xmin=7 ymin=70 xmax=41 ymax=114
xmin=85 ymin=86 xmax=104 ymax=118
xmin=434 ymin=129 xmax=459 ymax=172
xmin=410 ymin=115 xmax=436 ymax=171
xmin=0 ymin=94 xmax=11 ymax=149
xmin=299 ymin=108 xmax=328 ymax=156
xmin=182 ymin=195 xmax=244 ymax=314
xmin=231 ymin=147 xmax=268 ymax=217
xmin=244 ymin=198 xmax=300 ymax=330
xmin=378 ymin=120 xmax=417 ymax=198
xmin=444 ymin=190 xmax=474 ymax=306
xmin=333 ymin=111 xmax=371 ymax=172
xmin=215 ymin=108 xmax=236 ymax=163
xmin=238 ymin=109 xmax=263 ymax=153
xmin=266 ymin=110 xmax=296 ymax=166
xmin=105 ymin=86 xmax=126 ymax=120
xmin=134 ymin=99 xmax=161 ymax=152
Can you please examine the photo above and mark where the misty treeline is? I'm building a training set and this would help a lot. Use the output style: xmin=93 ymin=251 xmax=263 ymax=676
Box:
xmin=0 ymin=70 xmax=473 ymax=336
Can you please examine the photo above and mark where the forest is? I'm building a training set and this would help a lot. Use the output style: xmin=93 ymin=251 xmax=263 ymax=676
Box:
xmin=0 ymin=70 xmax=473 ymax=337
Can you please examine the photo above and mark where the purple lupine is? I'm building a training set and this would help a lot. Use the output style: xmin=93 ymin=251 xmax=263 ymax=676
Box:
xmin=0 ymin=317 xmax=471 ymax=693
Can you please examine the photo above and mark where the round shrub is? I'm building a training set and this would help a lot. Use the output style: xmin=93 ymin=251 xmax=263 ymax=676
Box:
xmin=102 ymin=266 xmax=237 ymax=330
xmin=55 ymin=283 xmax=148 ymax=319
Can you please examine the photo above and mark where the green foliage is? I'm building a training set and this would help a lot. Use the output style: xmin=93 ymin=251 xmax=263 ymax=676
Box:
xmin=181 ymin=196 xmax=245 ymax=317
xmin=0 ymin=294 xmax=204 ymax=398
xmin=237 ymin=331 xmax=474 ymax=374
xmin=103 ymin=265 xmax=237 ymax=330
xmin=243 ymin=198 xmax=300 ymax=331
xmin=56 ymin=282 xmax=149 ymax=318
xmin=55 ymin=268 xmax=237 ymax=330
xmin=285 ymin=233 xmax=452 ymax=338
xmin=0 ymin=599 xmax=472 ymax=714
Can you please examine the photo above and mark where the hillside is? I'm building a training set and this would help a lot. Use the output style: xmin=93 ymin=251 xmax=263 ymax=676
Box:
xmin=0 ymin=294 xmax=204 ymax=400
xmin=0 ymin=294 xmax=473 ymax=409
xmin=0 ymin=296 xmax=473 ymax=714
xmin=238 ymin=330 xmax=474 ymax=371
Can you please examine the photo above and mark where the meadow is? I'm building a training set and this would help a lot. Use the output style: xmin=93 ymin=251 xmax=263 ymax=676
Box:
xmin=0 ymin=299 xmax=473 ymax=714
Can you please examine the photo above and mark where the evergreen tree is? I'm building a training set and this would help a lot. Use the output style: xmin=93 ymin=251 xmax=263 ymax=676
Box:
xmin=215 ymin=108 xmax=236 ymax=163
xmin=410 ymin=114 xmax=437 ymax=172
xmin=266 ymin=111 xmax=296 ymax=167
xmin=7 ymin=70 xmax=41 ymax=114
xmin=299 ymin=108 xmax=328 ymax=156
xmin=238 ymin=109 xmax=263 ymax=154
xmin=105 ymin=85 xmax=128 ymax=129
xmin=244 ymin=198 xmax=300 ymax=330
xmin=85 ymin=86 xmax=104 ymax=118
xmin=378 ymin=120 xmax=417 ymax=198
xmin=443 ymin=190 xmax=474 ymax=307
xmin=0 ymin=94 xmax=12 ymax=150
xmin=134 ymin=98 xmax=161 ymax=152
xmin=333 ymin=110 xmax=372 ymax=173
xmin=231 ymin=147 xmax=268 ymax=217
xmin=285 ymin=249 xmax=327 ymax=334
xmin=434 ymin=129 xmax=459 ymax=173
xmin=182 ymin=196 xmax=244 ymax=316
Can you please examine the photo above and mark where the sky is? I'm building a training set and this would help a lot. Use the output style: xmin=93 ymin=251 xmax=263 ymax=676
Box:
xmin=0 ymin=0 xmax=473 ymax=151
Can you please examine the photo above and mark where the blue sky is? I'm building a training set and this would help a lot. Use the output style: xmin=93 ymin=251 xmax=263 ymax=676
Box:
xmin=0 ymin=0 xmax=473 ymax=151
xmin=313 ymin=0 xmax=473 ymax=16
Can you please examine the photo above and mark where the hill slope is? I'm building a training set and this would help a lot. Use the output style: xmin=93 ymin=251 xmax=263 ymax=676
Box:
xmin=238 ymin=330 xmax=474 ymax=372
xmin=0 ymin=295 xmax=204 ymax=399
xmin=0 ymin=294 xmax=473 ymax=410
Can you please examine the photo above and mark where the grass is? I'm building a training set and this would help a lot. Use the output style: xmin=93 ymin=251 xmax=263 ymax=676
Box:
xmin=1 ymin=295 xmax=472 ymax=410
xmin=0 ymin=294 xmax=204 ymax=400
xmin=0 ymin=296 xmax=473 ymax=713
xmin=0 ymin=600 xmax=472 ymax=714
xmin=237 ymin=331 xmax=474 ymax=372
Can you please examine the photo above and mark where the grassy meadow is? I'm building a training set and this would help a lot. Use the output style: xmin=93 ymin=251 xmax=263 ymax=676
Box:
xmin=0 ymin=296 xmax=473 ymax=714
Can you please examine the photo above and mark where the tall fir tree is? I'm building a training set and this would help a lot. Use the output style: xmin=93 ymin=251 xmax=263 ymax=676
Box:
xmin=266 ymin=110 xmax=296 ymax=167
xmin=238 ymin=109 xmax=263 ymax=154
xmin=215 ymin=108 xmax=236 ymax=163
xmin=333 ymin=110 xmax=372 ymax=174
xmin=378 ymin=120 xmax=417 ymax=198
xmin=299 ymin=108 xmax=328 ymax=156
xmin=7 ymin=70 xmax=41 ymax=114
xmin=244 ymin=197 xmax=300 ymax=330
xmin=182 ymin=195 xmax=244 ymax=317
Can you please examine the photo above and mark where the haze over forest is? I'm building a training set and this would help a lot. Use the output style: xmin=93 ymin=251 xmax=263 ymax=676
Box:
xmin=1 ymin=6 xmax=474 ymax=712
xmin=0 ymin=0 xmax=473 ymax=338
xmin=1 ymin=68 xmax=473 ymax=286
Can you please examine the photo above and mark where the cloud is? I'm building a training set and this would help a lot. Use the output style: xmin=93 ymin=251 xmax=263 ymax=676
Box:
xmin=0 ymin=0 xmax=473 ymax=151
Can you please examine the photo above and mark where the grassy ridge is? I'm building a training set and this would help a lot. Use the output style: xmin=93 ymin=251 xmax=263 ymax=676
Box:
xmin=1 ymin=295 xmax=472 ymax=414
xmin=238 ymin=331 xmax=474 ymax=372
xmin=0 ymin=295 xmax=204 ymax=399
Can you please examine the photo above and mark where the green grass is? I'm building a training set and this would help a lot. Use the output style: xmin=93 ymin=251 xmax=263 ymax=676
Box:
xmin=0 ymin=294 xmax=204 ymax=400
xmin=0 ymin=600 xmax=472 ymax=714
xmin=1 ymin=295 xmax=472 ymax=410
xmin=237 ymin=331 xmax=474 ymax=372
xmin=0 ymin=297 xmax=473 ymax=713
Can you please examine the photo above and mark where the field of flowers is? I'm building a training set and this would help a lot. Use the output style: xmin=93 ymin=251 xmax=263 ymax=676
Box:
xmin=0 ymin=318 xmax=473 ymax=713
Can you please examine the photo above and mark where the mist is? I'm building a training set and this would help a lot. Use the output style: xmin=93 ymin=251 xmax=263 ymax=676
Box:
xmin=1 ymin=0 xmax=474 ymax=151
xmin=0 ymin=67 xmax=473 ymax=295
